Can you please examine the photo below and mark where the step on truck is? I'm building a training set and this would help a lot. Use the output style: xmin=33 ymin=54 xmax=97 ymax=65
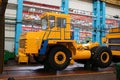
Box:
xmin=18 ymin=12 xmax=112 ymax=71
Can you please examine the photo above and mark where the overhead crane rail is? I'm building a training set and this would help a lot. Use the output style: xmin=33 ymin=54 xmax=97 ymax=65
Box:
xmin=101 ymin=0 xmax=120 ymax=6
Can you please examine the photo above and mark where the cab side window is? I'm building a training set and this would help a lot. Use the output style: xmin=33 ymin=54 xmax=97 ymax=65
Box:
xmin=41 ymin=16 xmax=48 ymax=30
xmin=49 ymin=16 xmax=55 ymax=28
xmin=57 ymin=18 xmax=66 ymax=28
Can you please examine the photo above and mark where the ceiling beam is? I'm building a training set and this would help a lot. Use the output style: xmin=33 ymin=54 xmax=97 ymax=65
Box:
xmin=101 ymin=0 xmax=120 ymax=6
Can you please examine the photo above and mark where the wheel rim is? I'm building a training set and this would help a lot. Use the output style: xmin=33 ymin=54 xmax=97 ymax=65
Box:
xmin=100 ymin=52 xmax=109 ymax=63
xmin=54 ymin=51 xmax=66 ymax=65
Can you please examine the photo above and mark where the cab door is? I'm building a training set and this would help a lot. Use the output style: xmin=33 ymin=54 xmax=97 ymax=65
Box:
xmin=57 ymin=17 xmax=66 ymax=40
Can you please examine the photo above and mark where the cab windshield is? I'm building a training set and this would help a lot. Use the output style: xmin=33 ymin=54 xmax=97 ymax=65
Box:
xmin=41 ymin=16 xmax=48 ymax=30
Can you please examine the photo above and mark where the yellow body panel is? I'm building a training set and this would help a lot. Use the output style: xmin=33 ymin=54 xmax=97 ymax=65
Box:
xmin=109 ymin=27 xmax=120 ymax=33
xmin=82 ymin=42 xmax=99 ymax=50
xmin=106 ymin=33 xmax=120 ymax=38
xmin=18 ymin=48 xmax=28 ymax=63
xmin=48 ymin=40 xmax=76 ymax=44
xmin=72 ymin=50 xmax=91 ymax=60
xmin=19 ymin=31 xmax=45 ymax=54
xmin=18 ymin=55 xmax=28 ymax=64
xmin=70 ymin=59 xmax=74 ymax=65
xmin=102 ymin=37 xmax=106 ymax=44
xmin=112 ymin=50 xmax=120 ymax=57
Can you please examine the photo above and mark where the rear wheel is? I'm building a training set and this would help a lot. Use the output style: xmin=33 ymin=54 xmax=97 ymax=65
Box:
xmin=91 ymin=46 xmax=99 ymax=58
xmin=44 ymin=45 xmax=71 ymax=71
xmin=92 ymin=46 xmax=112 ymax=68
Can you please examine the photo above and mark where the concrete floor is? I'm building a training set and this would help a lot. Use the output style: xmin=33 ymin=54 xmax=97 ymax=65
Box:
xmin=0 ymin=60 xmax=117 ymax=80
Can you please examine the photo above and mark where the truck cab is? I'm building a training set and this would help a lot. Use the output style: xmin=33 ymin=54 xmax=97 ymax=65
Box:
xmin=41 ymin=12 xmax=71 ymax=40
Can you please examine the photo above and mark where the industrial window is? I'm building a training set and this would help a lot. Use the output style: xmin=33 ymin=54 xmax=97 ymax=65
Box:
xmin=49 ymin=16 xmax=55 ymax=28
xmin=57 ymin=18 xmax=66 ymax=28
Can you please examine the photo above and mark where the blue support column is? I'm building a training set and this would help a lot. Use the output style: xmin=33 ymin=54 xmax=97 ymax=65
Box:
xmin=92 ymin=0 xmax=106 ymax=45
xmin=100 ymin=2 xmax=106 ymax=45
xmin=92 ymin=0 xmax=100 ymax=43
xmin=15 ymin=0 xmax=23 ymax=55
xmin=61 ymin=0 xmax=69 ymax=14
xmin=74 ymin=28 xmax=80 ymax=43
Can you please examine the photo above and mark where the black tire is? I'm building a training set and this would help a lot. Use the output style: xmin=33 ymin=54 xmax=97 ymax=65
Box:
xmin=112 ymin=56 xmax=120 ymax=63
xmin=33 ymin=55 xmax=39 ymax=63
xmin=83 ymin=46 xmax=99 ymax=70
xmin=46 ymin=45 xmax=71 ymax=71
xmin=92 ymin=46 xmax=112 ymax=68
xmin=91 ymin=46 xmax=99 ymax=58
xmin=33 ymin=55 xmax=45 ymax=64
xmin=8 ymin=77 xmax=15 ymax=80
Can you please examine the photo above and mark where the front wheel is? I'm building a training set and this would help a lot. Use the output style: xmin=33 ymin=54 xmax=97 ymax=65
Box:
xmin=45 ymin=45 xmax=71 ymax=71
xmin=92 ymin=46 xmax=112 ymax=68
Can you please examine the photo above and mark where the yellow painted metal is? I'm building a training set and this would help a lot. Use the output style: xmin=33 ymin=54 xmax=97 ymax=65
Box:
xmin=112 ymin=50 xmax=120 ymax=56
xmin=109 ymin=28 xmax=120 ymax=33
xmin=18 ymin=48 xmax=25 ymax=55
xmin=41 ymin=12 xmax=71 ymax=40
xmin=48 ymin=40 xmax=76 ymax=45
xmin=72 ymin=50 xmax=91 ymax=60
xmin=100 ymin=52 xmax=110 ymax=63
xmin=54 ymin=51 xmax=66 ymax=65
xmin=82 ymin=42 xmax=99 ymax=50
xmin=102 ymin=37 xmax=107 ymax=43
xmin=70 ymin=59 xmax=74 ymax=65
xmin=106 ymin=34 xmax=120 ymax=39
xmin=101 ymin=0 xmax=120 ymax=6
xmin=20 ymin=31 xmax=45 ymax=54
xmin=18 ymin=56 xmax=28 ymax=64
xmin=105 ymin=28 xmax=120 ymax=42
xmin=18 ymin=49 xmax=28 ymax=64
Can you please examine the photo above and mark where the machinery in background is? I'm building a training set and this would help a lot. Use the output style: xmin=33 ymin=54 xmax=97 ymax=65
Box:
xmin=18 ymin=12 xmax=112 ymax=71
xmin=103 ymin=27 xmax=120 ymax=62
xmin=4 ymin=50 xmax=15 ymax=64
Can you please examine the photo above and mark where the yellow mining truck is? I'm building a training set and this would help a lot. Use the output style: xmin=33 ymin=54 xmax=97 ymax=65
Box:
xmin=103 ymin=27 xmax=120 ymax=62
xmin=18 ymin=12 xmax=112 ymax=71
